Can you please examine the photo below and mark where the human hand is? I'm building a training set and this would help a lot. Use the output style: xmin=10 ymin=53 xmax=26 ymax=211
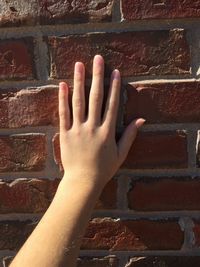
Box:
xmin=58 ymin=55 xmax=145 ymax=189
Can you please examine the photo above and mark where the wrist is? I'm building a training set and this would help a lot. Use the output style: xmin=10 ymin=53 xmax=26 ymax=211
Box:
xmin=58 ymin=171 xmax=105 ymax=197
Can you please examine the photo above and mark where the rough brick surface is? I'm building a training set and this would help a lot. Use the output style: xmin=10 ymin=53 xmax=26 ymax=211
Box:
xmin=0 ymin=220 xmax=35 ymax=250
xmin=48 ymin=29 xmax=190 ymax=79
xmin=0 ymin=0 xmax=113 ymax=27
xmin=127 ymin=256 xmax=200 ymax=267
xmin=0 ymin=177 xmax=117 ymax=213
xmin=123 ymin=131 xmax=188 ymax=169
xmin=0 ymin=134 xmax=46 ymax=172
xmin=0 ymin=39 xmax=34 ymax=80
xmin=77 ymin=257 xmax=118 ymax=267
xmin=128 ymin=178 xmax=200 ymax=211
xmin=83 ymin=218 xmax=183 ymax=250
xmin=121 ymin=0 xmax=200 ymax=20
xmin=0 ymin=178 xmax=59 ymax=213
xmin=0 ymin=87 xmax=58 ymax=128
xmin=0 ymin=218 xmax=183 ymax=251
xmin=193 ymin=221 xmax=200 ymax=247
xmin=124 ymin=82 xmax=200 ymax=124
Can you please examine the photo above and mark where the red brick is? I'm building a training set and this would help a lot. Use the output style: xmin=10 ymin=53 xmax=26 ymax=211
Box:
xmin=128 ymin=178 xmax=200 ymax=211
xmin=127 ymin=256 xmax=200 ymax=267
xmin=0 ymin=218 xmax=183 ymax=251
xmin=123 ymin=131 xmax=188 ymax=169
xmin=0 ymin=178 xmax=60 ymax=213
xmin=0 ymin=87 xmax=58 ymax=128
xmin=48 ymin=29 xmax=190 ymax=79
xmin=124 ymin=82 xmax=200 ymax=124
xmin=0 ymin=177 xmax=117 ymax=213
xmin=193 ymin=221 xmax=200 ymax=247
xmin=0 ymin=39 xmax=35 ymax=80
xmin=83 ymin=218 xmax=183 ymax=250
xmin=77 ymin=257 xmax=118 ymax=267
xmin=39 ymin=0 xmax=114 ymax=24
xmin=0 ymin=0 xmax=113 ymax=27
xmin=0 ymin=134 xmax=46 ymax=172
xmin=0 ymin=220 xmax=36 ymax=250
xmin=121 ymin=0 xmax=200 ymax=20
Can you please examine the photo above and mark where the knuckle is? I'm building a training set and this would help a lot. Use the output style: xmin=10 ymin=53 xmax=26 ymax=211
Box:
xmin=73 ymin=98 xmax=82 ymax=108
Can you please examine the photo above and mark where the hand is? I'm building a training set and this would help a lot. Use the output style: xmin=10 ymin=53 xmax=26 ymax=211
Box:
xmin=58 ymin=55 xmax=145 ymax=189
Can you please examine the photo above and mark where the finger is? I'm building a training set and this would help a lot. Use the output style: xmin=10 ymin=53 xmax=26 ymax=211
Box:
xmin=59 ymin=82 xmax=71 ymax=131
xmin=88 ymin=55 xmax=104 ymax=125
xmin=72 ymin=62 xmax=85 ymax=124
xmin=117 ymin=118 xmax=145 ymax=167
xmin=102 ymin=69 xmax=121 ymax=132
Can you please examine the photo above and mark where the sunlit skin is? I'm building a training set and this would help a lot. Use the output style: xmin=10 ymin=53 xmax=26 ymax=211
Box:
xmin=10 ymin=55 xmax=145 ymax=267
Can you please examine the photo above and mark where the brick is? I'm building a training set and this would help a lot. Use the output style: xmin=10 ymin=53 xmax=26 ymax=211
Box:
xmin=127 ymin=256 xmax=200 ymax=267
xmin=121 ymin=0 xmax=200 ymax=20
xmin=77 ymin=256 xmax=118 ymax=267
xmin=39 ymin=0 xmax=114 ymax=24
xmin=124 ymin=82 xmax=200 ymax=124
xmin=123 ymin=131 xmax=188 ymax=169
xmin=0 ymin=218 xmax=183 ymax=251
xmin=0 ymin=177 xmax=117 ymax=213
xmin=0 ymin=220 xmax=36 ymax=250
xmin=193 ymin=221 xmax=200 ymax=247
xmin=0 ymin=39 xmax=35 ymax=80
xmin=48 ymin=29 xmax=190 ymax=79
xmin=0 ymin=87 xmax=58 ymax=128
xmin=83 ymin=218 xmax=183 ymax=250
xmin=0 ymin=178 xmax=60 ymax=213
xmin=128 ymin=178 xmax=200 ymax=211
xmin=0 ymin=0 xmax=113 ymax=27
xmin=0 ymin=134 xmax=46 ymax=172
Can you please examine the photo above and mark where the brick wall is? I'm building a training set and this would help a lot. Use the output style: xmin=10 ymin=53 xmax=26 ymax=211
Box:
xmin=0 ymin=0 xmax=200 ymax=266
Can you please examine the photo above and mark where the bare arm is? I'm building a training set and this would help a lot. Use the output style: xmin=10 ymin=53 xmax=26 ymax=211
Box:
xmin=10 ymin=55 xmax=145 ymax=267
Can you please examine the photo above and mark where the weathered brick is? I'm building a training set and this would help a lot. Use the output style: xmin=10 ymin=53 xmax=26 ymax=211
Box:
xmin=0 ymin=134 xmax=46 ymax=172
xmin=127 ymin=256 xmax=200 ymax=267
xmin=123 ymin=131 xmax=188 ymax=169
xmin=77 ymin=256 xmax=118 ymax=267
xmin=121 ymin=0 xmax=200 ymax=20
xmin=48 ymin=29 xmax=190 ymax=79
xmin=0 ymin=220 xmax=36 ymax=250
xmin=0 ymin=178 xmax=60 ymax=213
xmin=0 ymin=218 xmax=183 ymax=251
xmin=124 ymin=82 xmax=200 ymax=124
xmin=39 ymin=0 xmax=114 ymax=24
xmin=0 ymin=87 xmax=58 ymax=128
xmin=0 ymin=39 xmax=35 ymax=80
xmin=193 ymin=221 xmax=200 ymax=248
xmin=0 ymin=0 xmax=113 ymax=27
xmin=128 ymin=178 xmax=200 ymax=211
xmin=0 ymin=177 xmax=117 ymax=213
xmin=83 ymin=218 xmax=183 ymax=250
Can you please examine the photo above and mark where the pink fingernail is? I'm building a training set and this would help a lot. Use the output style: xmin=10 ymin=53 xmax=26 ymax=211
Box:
xmin=113 ymin=69 xmax=120 ymax=80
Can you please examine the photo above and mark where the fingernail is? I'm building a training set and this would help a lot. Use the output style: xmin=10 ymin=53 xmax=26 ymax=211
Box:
xmin=136 ymin=118 xmax=146 ymax=129
xmin=94 ymin=55 xmax=103 ymax=65
xmin=112 ymin=69 xmax=120 ymax=80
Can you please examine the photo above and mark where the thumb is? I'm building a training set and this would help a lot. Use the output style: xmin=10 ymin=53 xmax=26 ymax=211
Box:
xmin=117 ymin=118 xmax=145 ymax=167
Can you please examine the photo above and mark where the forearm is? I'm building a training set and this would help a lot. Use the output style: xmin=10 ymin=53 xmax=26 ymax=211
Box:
xmin=10 ymin=175 xmax=103 ymax=267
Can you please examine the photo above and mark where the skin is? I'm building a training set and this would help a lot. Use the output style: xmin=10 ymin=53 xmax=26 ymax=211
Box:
xmin=10 ymin=55 xmax=145 ymax=267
